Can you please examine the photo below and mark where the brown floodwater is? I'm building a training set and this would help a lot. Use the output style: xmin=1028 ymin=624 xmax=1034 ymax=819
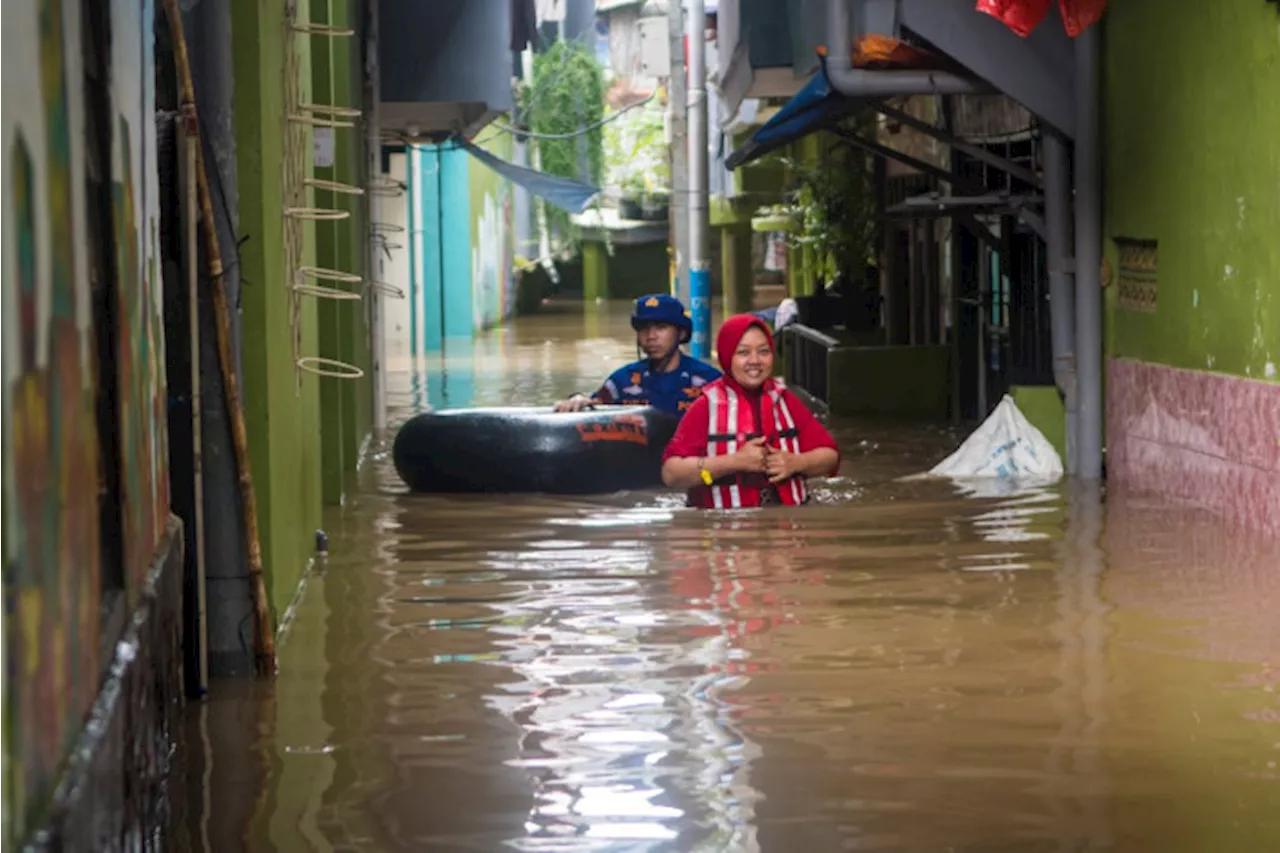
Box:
xmin=173 ymin=303 xmax=1280 ymax=852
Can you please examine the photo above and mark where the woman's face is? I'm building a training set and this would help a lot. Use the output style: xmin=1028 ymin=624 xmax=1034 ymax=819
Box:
xmin=730 ymin=326 xmax=773 ymax=390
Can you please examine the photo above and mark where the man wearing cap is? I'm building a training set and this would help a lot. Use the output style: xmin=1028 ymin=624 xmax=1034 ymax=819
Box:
xmin=554 ymin=294 xmax=722 ymax=417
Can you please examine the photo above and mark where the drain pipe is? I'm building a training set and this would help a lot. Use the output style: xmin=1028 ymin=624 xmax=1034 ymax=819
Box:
xmin=1073 ymin=26 xmax=1103 ymax=480
xmin=1043 ymin=131 xmax=1077 ymax=474
xmin=825 ymin=0 xmax=986 ymax=96
xmin=687 ymin=0 xmax=711 ymax=358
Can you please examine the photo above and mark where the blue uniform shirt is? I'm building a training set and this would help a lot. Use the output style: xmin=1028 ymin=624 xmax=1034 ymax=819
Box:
xmin=594 ymin=354 xmax=722 ymax=417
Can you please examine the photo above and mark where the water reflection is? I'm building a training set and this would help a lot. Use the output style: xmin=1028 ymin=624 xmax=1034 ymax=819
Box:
xmin=171 ymin=303 xmax=1280 ymax=853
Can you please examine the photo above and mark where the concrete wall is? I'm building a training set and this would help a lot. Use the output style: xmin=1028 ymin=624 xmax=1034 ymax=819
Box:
xmin=826 ymin=345 xmax=951 ymax=419
xmin=379 ymin=0 xmax=512 ymax=109
xmin=400 ymin=131 xmax=521 ymax=359
xmin=2 ymin=0 xmax=179 ymax=843
xmin=1102 ymin=0 xmax=1280 ymax=536
xmin=231 ymin=0 xmax=325 ymax=616
xmin=312 ymin=0 xmax=372 ymax=505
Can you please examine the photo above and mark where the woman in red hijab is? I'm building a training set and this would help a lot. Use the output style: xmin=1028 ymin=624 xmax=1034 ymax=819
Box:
xmin=661 ymin=314 xmax=839 ymax=508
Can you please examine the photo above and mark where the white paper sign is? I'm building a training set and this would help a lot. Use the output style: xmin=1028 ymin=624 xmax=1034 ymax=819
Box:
xmin=313 ymin=126 xmax=335 ymax=168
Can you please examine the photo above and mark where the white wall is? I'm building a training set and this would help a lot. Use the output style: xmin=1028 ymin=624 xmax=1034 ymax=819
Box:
xmin=377 ymin=152 xmax=413 ymax=372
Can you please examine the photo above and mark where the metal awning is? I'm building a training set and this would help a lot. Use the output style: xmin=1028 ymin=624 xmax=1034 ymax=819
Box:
xmin=723 ymin=66 xmax=861 ymax=170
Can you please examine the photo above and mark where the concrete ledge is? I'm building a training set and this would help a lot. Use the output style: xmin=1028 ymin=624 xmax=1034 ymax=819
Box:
xmin=27 ymin=516 xmax=186 ymax=852
xmin=827 ymin=344 xmax=951 ymax=419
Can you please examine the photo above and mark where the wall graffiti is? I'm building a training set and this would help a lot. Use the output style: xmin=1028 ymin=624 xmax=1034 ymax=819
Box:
xmin=469 ymin=134 xmax=516 ymax=332
xmin=2 ymin=0 xmax=102 ymax=839
xmin=2 ymin=0 xmax=170 ymax=844
xmin=111 ymin=0 xmax=168 ymax=591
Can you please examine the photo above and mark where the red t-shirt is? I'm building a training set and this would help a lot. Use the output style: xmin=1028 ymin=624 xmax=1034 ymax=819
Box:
xmin=661 ymin=388 xmax=841 ymax=474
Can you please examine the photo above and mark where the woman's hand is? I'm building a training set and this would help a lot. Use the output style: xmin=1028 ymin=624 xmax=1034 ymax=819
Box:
xmin=733 ymin=437 xmax=770 ymax=473
xmin=764 ymin=449 xmax=799 ymax=483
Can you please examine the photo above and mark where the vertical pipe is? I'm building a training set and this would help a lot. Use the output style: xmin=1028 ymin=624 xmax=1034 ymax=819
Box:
xmin=908 ymin=218 xmax=920 ymax=345
xmin=668 ymin=0 xmax=689 ymax=304
xmin=687 ymin=0 xmax=711 ymax=357
xmin=1044 ymin=130 xmax=1078 ymax=473
xmin=366 ymin=0 xmax=386 ymax=432
xmin=1074 ymin=27 xmax=1103 ymax=480
xmin=182 ymin=123 xmax=208 ymax=695
xmin=977 ymin=245 xmax=988 ymax=416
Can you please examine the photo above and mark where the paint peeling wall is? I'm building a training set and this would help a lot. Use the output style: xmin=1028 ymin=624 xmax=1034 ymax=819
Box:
xmin=112 ymin=0 xmax=171 ymax=590
xmin=1103 ymin=0 xmax=1280 ymax=534
xmin=469 ymin=131 xmax=516 ymax=331
xmin=1 ymin=1 xmax=101 ymax=839
xmin=2 ymin=0 xmax=172 ymax=843
xmin=1103 ymin=0 xmax=1279 ymax=380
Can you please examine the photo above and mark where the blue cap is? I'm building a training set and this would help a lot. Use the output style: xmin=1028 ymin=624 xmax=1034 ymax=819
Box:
xmin=631 ymin=294 xmax=692 ymax=341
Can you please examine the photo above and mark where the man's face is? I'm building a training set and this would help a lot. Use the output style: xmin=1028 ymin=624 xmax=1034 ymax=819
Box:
xmin=637 ymin=322 xmax=679 ymax=359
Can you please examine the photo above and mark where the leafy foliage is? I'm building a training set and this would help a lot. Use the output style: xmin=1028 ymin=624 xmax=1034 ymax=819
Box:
xmin=782 ymin=115 xmax=879 ymax=281
xmin=527 ymin=40 xmax=605 ymax=251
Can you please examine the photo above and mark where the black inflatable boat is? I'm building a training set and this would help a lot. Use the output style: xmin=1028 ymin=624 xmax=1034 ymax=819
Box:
xmin=392 ymin=405 xmax=680 ymax=494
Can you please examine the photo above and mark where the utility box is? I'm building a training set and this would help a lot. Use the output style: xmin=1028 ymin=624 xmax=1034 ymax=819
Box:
xmin=637 ymin=15 xmax=670 ymax=77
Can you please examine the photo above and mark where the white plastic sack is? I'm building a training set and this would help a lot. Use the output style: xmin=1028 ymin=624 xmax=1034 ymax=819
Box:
xmin=926 ymin=395 xmax=1063 ymax=481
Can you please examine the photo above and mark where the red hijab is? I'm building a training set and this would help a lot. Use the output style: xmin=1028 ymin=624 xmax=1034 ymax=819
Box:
xmin=715 ymin=314 xmax=776 ymax=395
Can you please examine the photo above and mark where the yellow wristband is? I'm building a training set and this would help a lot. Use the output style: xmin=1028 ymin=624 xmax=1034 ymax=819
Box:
xmin=698 ymin=458 xmax=713 ymax=486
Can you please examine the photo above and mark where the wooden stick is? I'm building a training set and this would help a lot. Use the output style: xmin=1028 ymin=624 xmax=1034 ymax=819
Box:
xmin=164 ymin=0 xmax=276 ymax=675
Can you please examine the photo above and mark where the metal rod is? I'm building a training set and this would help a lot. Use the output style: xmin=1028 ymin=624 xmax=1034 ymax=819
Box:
xmin=687 ymin=0 xmax=711 ymax=357
xmin=164 ymin=0 xmax=275 ymax=675
xmin=1073 ymin=28 xmax=1103 ymax=480
xmin=977 ymin=244 xmax=988 ymax=416
xmin=830 ymin=127 xmax=982 ymax=193
xmin=877 ymin=103 xmax=1043 ymax=189
xmin=1044 ymin=130 xmax=1078 ymax=474
xmin=826 ymin=0 xmax=985 ymax=97
xmin=908 ymin=218 xmax=920 ymax=345
xmin=180 ymin=120 xmax=208 ymax=695
xmin=366 ymin=0 xmax=386 ymax=433
xmin=668 ymin=0 xmax=689 ymax=303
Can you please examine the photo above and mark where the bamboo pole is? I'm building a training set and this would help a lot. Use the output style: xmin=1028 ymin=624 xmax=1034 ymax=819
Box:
xmin=164 ymin=0 xmax=276 ymax=675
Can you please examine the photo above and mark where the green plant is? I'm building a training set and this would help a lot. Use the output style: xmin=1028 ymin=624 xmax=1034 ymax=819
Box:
xmin=604 ymin=94 xmax=668 ymax=199
xmin=781 ymin=115 xmax=879 ymax=285
xmin=528 ymin=40 xmax=605 ymax=254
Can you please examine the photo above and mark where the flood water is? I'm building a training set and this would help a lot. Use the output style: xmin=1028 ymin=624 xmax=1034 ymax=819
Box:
xmin=174 ymin=303 xmax=1280 ymax=852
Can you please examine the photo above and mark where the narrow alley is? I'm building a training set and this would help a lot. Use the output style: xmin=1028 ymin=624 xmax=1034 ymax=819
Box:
xmin=169 ymin=305 xmax=1280 ymax=851
xmin=3 ymin=1 xmax=1279 ymax=851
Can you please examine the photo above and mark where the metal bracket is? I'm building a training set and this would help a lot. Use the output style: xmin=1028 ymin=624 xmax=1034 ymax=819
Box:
xmin=877 ymin=103 xmax=1043 ymax=188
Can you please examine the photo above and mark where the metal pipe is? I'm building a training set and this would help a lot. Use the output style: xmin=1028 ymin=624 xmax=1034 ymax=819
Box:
xmin=687 ymin=0 xmax=711 ymax=357
xmin=181 ymin=121 xmax=208 ymax=695
xmin=1043 ymin=130 xmax=1078 ymax=474
xmin=977 ymin=244 xmax=988 ymax=417
xmin=1073 ymin=27 xmax=1103 ymax=480
xmin=668 ymin=0 xmax=689 ymax=304
xmin=366 ymin=0 xmax=386 ymax=433
xmin=826 ymin=0 xmax=985 ymax=97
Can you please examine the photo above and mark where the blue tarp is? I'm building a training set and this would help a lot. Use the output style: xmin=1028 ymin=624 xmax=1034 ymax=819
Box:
xmin=456 ymin=136 xmax=601 ymax=214
xmin=724 ymin=63 xmax=861 ymax=169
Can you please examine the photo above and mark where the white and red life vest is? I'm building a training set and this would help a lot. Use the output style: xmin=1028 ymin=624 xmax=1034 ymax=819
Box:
xmin=702 ymin=379 xmax=808 ymax=508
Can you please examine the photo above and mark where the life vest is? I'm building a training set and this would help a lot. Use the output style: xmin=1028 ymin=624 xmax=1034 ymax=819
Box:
xmin=702 ymin=379 xmax=808 ymax=508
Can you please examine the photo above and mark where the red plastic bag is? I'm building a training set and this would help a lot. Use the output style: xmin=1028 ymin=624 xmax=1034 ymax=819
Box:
xmin=1059 ymin=0 xmax=1107 ymax=37
xmin=975 ymin=0 xmax=1052 ymax=38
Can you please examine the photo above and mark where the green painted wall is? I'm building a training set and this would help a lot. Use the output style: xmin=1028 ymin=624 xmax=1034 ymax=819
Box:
xmin=233 ymin=0 xmax=324 ymax=618
xmin=1103 ymin=0 xmax=1279 ymax=380
xmin=311 ymin=0 xmax=372 ymax=506
xmin=1011 ymin=385 xmax=1066 ymax=463
xmin=826 ymin=345 xmax=951 ymax=419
